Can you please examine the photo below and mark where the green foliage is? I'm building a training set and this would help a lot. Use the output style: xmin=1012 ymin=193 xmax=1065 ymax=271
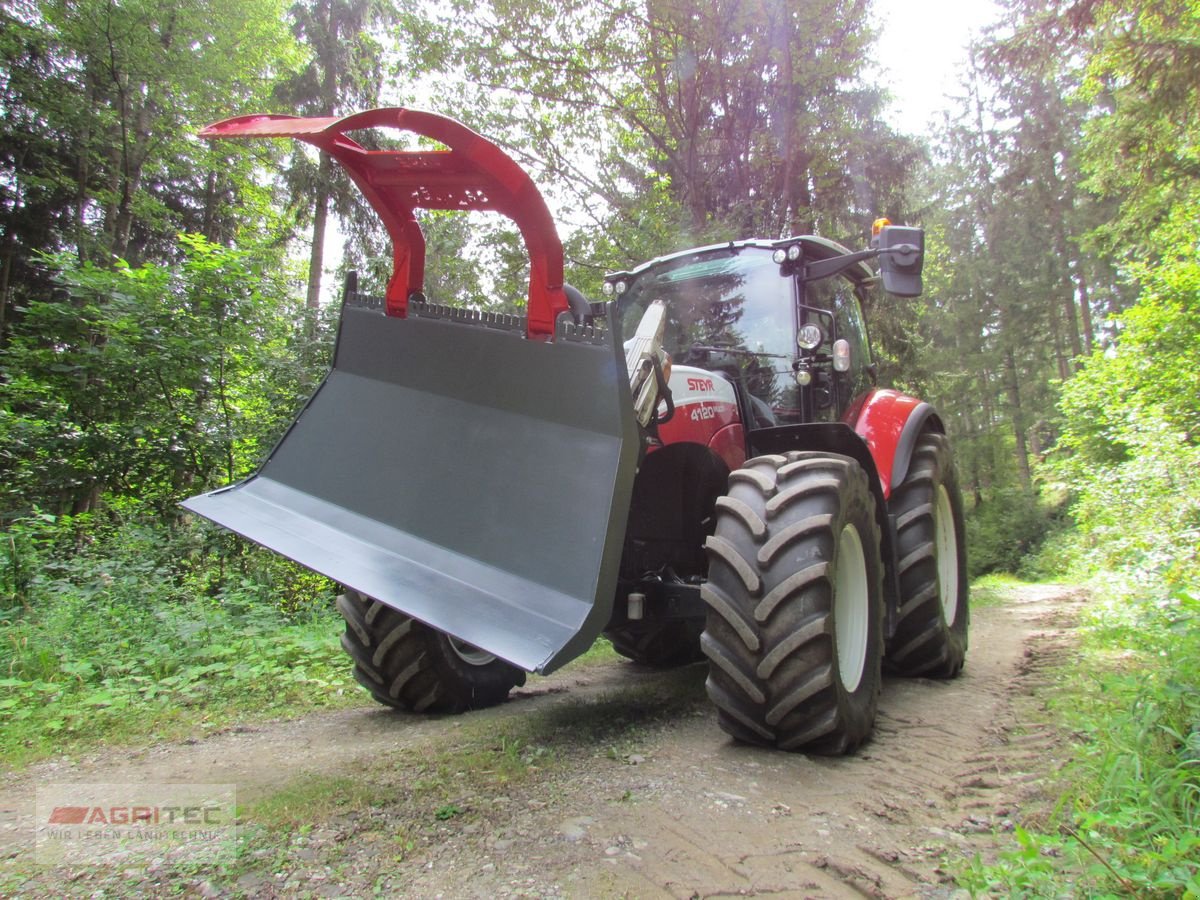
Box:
xmin=962 ymin=587 xmax=1200 ymax=897
xmin=1054 ymin=416 xmax=1200 ymax=588
xmin=0 ymin=509 xmax=350 ymax=767
xmin=433 ymin=803 xmax=463 ymax=821
xmin=1047 ymin=251 xmax=1200 ymax=589
xmin=0 ymin=0 xmax=302 ymax=330
xmin=1057 ymin=255 xmax=1200 ymax=466
xmin=964 ymin=487 xmax=1056 ymax=579
xmin=0 ymin=511 xmax=56 ymax=611
xmin=1076 ymin=0 xmax=1200 ymax=261
xmin=0 ymin=235 xmax=332 ymax=518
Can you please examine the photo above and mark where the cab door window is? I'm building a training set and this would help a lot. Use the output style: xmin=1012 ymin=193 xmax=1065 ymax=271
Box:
xmin=803 ymin=275 xmax=874 ymax=411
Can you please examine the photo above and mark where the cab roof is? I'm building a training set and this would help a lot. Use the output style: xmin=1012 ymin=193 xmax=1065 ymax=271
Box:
xmin=606 ymin=236 xmax=876 ymax=287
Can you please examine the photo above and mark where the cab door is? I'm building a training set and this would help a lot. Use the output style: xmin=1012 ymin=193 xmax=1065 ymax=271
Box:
xmin=800 ymin=273 xmax=875 ymax=420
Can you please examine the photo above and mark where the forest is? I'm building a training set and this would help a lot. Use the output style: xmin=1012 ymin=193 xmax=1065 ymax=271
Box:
xmin=1 ymin=0 xmax=1197 ymax=893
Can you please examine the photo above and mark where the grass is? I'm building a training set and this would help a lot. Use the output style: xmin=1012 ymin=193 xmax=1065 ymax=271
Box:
xmin=0 ymin=505 xmax=647 ymax=772
xmin=0 ymin=602 xmax=361 ymax=768
xmin=969 ymin=572 xmax=1031 ymax=609
xmin=571 ymin=634 xmax=621 ymax=665
xmin=0 ymin=575 xmax=628 ymax=772
xmin=0 ymin=516 xmax=364 ymax=769
xmin=246 ymin=774 xmax=382 ymax=828
xmin=957 ymin=583 xmax=1200 ymax=897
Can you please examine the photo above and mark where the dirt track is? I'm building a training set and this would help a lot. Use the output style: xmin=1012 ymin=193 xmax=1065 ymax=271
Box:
xmin=0 ymin=584 xmax=1081 ymax=897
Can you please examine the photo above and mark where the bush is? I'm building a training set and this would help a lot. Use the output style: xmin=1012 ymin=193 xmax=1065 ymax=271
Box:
xmin=0 ymin=512 xmax=57 ymax=613
xmin=1046 ymin=413 xmax=1200 ymax=590
xmin=962 ymin=586 xmax=1200 ymax=896
xmin=964 ymin=487 xmax=1055 ymax=578
xmin=0 ymin=238 xmax=333 ymax=521
xmin=0 ymin=508 xmax=351 ymax=766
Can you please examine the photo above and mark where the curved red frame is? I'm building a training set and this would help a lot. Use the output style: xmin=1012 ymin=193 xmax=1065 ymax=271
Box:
xmin=200 ymin=108 xmax=568 ymax=337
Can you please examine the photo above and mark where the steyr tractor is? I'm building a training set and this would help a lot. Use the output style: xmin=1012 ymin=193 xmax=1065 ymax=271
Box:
xmin=185 ymin=108 xmax=968 ymax=754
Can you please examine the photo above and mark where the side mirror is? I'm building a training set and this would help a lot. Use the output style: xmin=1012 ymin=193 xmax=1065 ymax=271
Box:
xmin=878 ymin=226 xmax=924 ymax=297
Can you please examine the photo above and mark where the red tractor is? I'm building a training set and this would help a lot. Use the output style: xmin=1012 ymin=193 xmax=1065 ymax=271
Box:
xmin=186 ymin=109 xmax=968 ymax=754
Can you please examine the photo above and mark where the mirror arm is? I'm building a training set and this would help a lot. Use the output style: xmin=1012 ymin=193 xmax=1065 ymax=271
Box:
xmin=803 ymin=248 xmax=879 ymax=282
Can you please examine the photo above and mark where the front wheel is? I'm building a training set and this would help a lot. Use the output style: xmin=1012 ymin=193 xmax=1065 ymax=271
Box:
xmin=701 ymin=452 xmax=884 ymax=755
xmin=336 ymin=589 xmax=526 ymax=712
xmin=884 ymin=433 xmax=969 ymax=678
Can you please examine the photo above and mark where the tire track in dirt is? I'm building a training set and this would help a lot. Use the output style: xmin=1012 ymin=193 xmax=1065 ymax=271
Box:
xmin=1 ymin=584 xmax=1082 ymax=898
xmin=395 ymin=584 xmax=1082 ymax=899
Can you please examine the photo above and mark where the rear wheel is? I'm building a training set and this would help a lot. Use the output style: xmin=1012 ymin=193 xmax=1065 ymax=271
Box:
xmin=605 ymin=619 xmax=705 ymax=667
xmin=701 ymin=452 xmax=884 ymax=754
xmin=884 ymin=433 xmax=969 ymax=677
xmin=336 ymin=589 xmax=525 ymax=712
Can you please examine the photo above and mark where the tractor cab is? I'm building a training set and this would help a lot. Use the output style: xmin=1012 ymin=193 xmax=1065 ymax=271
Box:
xmin=607 ymin=235 xmax=889 ymax=434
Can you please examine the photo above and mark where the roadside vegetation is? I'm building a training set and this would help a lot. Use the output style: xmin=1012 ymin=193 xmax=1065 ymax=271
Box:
xmin=962 ymin=578 xmax=1199 ymax=896
xmin=0 ymin=513 xmax=356 ymax=767
xmin=953 ymin=4 xmax=1200 ymax=894
xmin=961 ymin=279 xmax=1200 ymax=894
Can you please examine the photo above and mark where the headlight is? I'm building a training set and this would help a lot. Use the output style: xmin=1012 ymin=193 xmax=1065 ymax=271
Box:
xmin=797 ymin=324 xmax=823 ymax=350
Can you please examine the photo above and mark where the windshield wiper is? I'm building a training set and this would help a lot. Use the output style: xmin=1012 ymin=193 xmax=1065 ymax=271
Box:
xmin=688 ymin=344 xmax=789 ymax=360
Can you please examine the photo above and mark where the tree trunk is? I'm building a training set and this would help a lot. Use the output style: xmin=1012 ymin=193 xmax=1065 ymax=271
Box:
xmin=76 ymin=77 xmax=96 ymax=263
xmin=111 ymin=100 xmax=152 ymax=262
xmin=1044 ymin=153 xmax=1083 ymax=367
xmin=1075 ymin=264 xmax=1095 ymax=355
xmin=0 ymin=224 xmax=13 ymax=346
xmin=201 ymin=169 xmax=218 ymax=241
xmin=1048 ymin=293 xmax=1070 ymax=382
xmin=1002 ymin=348 xmax=1032 ymax=488
xmin=306 ymin=154 xmax=332 ymax=309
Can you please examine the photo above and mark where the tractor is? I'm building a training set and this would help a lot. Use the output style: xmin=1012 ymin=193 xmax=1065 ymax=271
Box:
xmin=185 ymin=108 xmax=968 ymax=754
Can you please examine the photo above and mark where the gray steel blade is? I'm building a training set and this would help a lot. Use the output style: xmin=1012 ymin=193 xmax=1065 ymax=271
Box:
xmin=184 ymin=306 xmax=638 ymax=674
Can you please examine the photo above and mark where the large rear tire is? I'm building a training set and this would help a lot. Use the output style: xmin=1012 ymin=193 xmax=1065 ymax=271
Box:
xmin=337 ymin=589 xmax=526 ymax=712
xmin=605 ymin=619 xmax=705 ymax=667
xmin=884 ymin=433 xmax=969 ymax=677
xmin=701 ymin=452 xmax=884 ymax=755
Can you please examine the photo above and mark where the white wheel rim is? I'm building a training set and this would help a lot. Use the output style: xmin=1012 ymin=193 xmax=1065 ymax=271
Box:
xmin=447 ymin=636 xmax=496 ymax=667
xmin=934 ymin=484 xmax=959 ymax=627
xmin=834 ymin=524 xmax=870 ymax=692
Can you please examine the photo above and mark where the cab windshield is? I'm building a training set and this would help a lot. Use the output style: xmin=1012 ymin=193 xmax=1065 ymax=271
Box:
xmin=619 ymin=249 xmax=798 ymax=422
xmin=619 ymin=249 xmax=794 ymax=363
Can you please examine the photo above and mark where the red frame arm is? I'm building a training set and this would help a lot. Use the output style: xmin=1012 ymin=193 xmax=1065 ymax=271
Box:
xmin=199 ymin=108 xmax=568 ymax=337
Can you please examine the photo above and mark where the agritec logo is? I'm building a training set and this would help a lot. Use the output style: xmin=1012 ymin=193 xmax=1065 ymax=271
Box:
xmin=35 ymin=783 xmax=236 ymax=865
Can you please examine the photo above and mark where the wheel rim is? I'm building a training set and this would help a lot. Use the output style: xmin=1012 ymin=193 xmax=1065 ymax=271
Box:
xmin=447 ymin=636 xmax=497 ymax=667
xmin=935 ymin=484 xmax=959 ymax=627
xmin=834 ymin=524 xmax=870 ymax=692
